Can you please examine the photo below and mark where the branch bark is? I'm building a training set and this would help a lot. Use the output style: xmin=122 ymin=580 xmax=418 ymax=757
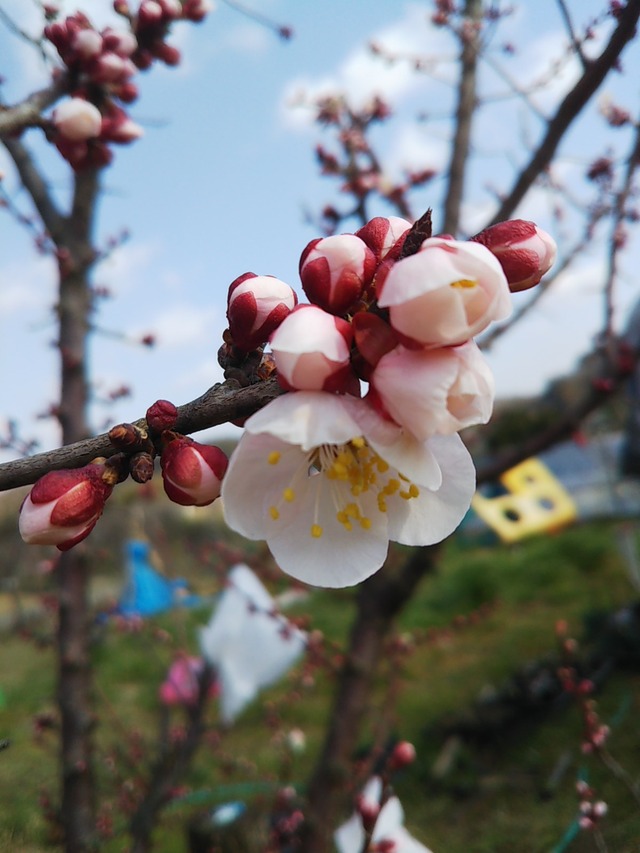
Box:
xmin=442 ymin=0 xmax=483 ymax=235
xmin=487 ymin=0 xmax=640 ymax=226
xmin=301 ymin=545 xmax=440 ymax=852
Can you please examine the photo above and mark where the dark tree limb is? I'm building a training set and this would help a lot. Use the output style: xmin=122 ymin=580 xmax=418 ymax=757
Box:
xmin=442 ymin=0 xmax=483 ymax=235
xmin=0 ymin=377 xmax=284 ymax=492
xmin=2 ymin=136 xmax=65 ymax=241
xmin=487 ymin=0 xmax=640 ymax=227
xmin=301 ymin=545 xmax=440 ymax=853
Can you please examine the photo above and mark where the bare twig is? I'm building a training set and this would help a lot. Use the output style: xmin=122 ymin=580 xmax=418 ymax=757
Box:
xmin=487 ymin=0 xmax=640 ymax=226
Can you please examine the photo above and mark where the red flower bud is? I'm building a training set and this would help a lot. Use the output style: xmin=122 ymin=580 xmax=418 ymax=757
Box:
xmin=146 ymin=399 xmax=178 ymax=432
xmin=300 ymin=234 xmax=377 ymax=315
xmin=470 ymin=219 xmax=557 ymax=293
xmin=227 ymin=272 xmax=298 ymax=352
xmin=19 ymin=462 xmax=114 ymax=550
xmin=388 ymin=740 xmax=416 ymax=770
xmin=356 ymin=216 xmax=411 ymax=261
xmin=161 ymin=437 xmax=228 ymax=506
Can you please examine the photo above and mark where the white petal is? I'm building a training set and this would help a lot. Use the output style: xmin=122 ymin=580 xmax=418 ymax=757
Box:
xmin=386 ymin=434 xmax=475 ymax=546
xmin=266 ymin=475 xmax=390 ymax=588
xmin=245 ymin=392 xmax=362 ymax=451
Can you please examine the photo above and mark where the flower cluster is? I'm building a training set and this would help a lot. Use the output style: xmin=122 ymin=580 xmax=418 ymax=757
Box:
xmin=45 ymin=2 xmax=211 ymax=169
xmin=221 ymin=215 xmax=556 ymax=587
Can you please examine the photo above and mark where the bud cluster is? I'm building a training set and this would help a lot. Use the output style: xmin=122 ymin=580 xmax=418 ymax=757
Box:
xmin=18 ymin=398 xmax=228 ymax=551
xmin=45 ymin=2 xmax=212 ymax=169
xmin=223 ymin=215 xmax=555 ymax=443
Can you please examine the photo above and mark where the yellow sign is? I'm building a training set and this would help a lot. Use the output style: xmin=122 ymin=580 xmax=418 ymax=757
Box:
xmin=471 ymin=458 xmax=577 ymax=543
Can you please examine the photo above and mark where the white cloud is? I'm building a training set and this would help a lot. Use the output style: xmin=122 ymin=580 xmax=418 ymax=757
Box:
xmin=281 ymin=3 xmax=451 ymax=129
xmin=95 ymin=240 xmax=156 ymax=296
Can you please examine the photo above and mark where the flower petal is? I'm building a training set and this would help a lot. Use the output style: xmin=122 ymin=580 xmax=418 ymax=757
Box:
xmin=385 ymin=434 xmax=475 ymax=546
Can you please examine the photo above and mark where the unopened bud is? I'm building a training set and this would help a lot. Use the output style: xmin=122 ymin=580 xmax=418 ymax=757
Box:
xmin=19 ymin=463 xmax=114 ymax=550
xmin=356 ymin=216 xmax=411 ymax=261
xmin=270 ymin=304 xmax=355 ymax=393
xmin=388 ymin=740 xmax=416 ymax=771
xmin=470 ymin=219 xmax=557 ymax=293
xmin=160 ymin=437 xmax=228 ymax=506
xmin=146 ymin=399 xmax=178 ymax=433
xmin=53 ymin=98 xmax=102 ymax=142
xmin=130 ymin=452 xmax=155 ymax=483
xmin=299 ymin=234 xmax=377 ymax=315
xmin=227 ymin=272 xmax=298 ymax=352
xmin=108 ymin=422 xmax=149 ymax=451
xmin=356 ymin=794 xmax=380 ymax=833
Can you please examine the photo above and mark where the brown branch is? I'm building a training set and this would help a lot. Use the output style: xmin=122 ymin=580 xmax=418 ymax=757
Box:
xmin=556 ymin=0 xmax=589 ymax=71
xmin=2 ymin=136 xmax=65 ymax=241
xmin=442 ymin=0 xmax=483 ymax=235
xmin=301 ymin=545 xmax=440 ymax=852
xmin=0 ymin=76 xmax=68 ymax=138
xmin=487 ymin=0 xmax=640 ymax=226
xmin=0 ymin=378 xmax=284 ymax=492
xmin=601 ymin=114 xmax=640 ymax=344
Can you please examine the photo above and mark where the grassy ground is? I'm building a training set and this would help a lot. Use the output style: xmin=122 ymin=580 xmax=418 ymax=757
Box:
xmin=0 ymin=508 xmax=639 ymax=851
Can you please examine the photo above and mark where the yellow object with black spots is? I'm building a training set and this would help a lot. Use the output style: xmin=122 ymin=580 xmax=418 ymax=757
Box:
xmin=471 ymin=458 xmax=577 ymax=543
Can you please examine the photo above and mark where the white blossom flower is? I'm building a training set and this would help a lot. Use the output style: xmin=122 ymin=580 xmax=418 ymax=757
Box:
xmin=221 ymin=392 xmax=475 ymax=587
xmin=378 ymin=237 xmax=511 ymax=347
xmin=335 ymin=777 xmax=433 ymax=853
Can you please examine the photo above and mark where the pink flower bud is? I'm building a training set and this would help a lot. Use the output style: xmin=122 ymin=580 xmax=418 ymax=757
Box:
xmin=159 ymin=655 xmax=206 ymax=706
xmin=270 ymin=304 xmax=355 ymax=393
xmin=227 ymin=272 xmax=298 ymax=352
xmin=299 ymin=234 xmax=377 ymax=315
xmin=137 ymin=1 xmax=163 ymax=26
xmin=388 ymin=740 xmax=417 ymax=770
xmin=378 ymin=237 xmax=511 ymax=347
xmin=53 ymin=98 xmax=102 ymax=142
xmin=101 ymin=27 xmax=138 ymax=58
xmin=91 ymin=52 xmax=137 ymax=84
xmin=356 ymin=794 xmax=381 ymax=833
xmin=160 ymin=437 xmax=228 ymax=506
xmin=19 ymin=463 xmax=114 ymax=550
xmin=370 ymin=340 xmax=494 ymax=440
xmin=101 ymin=106 xmax=144 ymax=143
xmin=153 ymin=41 xmax=181 ymax=65
xmin=182 ymin=0 xmax=214 ymax=21
xmin=72 ymin=28 xmax=103 ymax=59
xmin=355 ymin=216 xmax=411 ymax=261
xmin=470 ymin=219 xmax=557 ymax=293
xmin=158 ymin=0 xmax=182 ymax=18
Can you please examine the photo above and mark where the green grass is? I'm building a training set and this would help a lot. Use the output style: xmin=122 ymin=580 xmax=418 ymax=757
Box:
xmin=1 ymin=518 xmax=640 ymax=851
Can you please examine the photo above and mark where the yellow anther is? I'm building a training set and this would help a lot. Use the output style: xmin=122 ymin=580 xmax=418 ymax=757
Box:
xmin=450 ymin=278 xmax=476 ymax=288
xmin=269 ymin=506 xmax=280 ymax=520
xmin=360 ymin=517 xmax=372 ymax=530
xmin=376 ymin=459 xmax=389 ymax=473
xmin=332 ymin=462 xmax=348 ymax=477
xmin=385 ymin=479 xmax=400 ymax=494
xmin=336 ymin=510 xmax=349 ymax=524
xmin=283 ymin=487 xmax=295 ymax=502
xmin=268 ymin=451 xmax=281 ymax=465
xmin=400 ymin=490 xmax=412 ymax=500
xmin=351 ymin=436 xmax=365 ymax=448
xmin=351 ymin=485 xmax=362 ymax=496
xmin=378 ymin=498 xmax=387 ymax=513
xmin=409 ymin=484 xmax=420 ymax=498
xmin=310 ymin=524 xmax=323 ymax=538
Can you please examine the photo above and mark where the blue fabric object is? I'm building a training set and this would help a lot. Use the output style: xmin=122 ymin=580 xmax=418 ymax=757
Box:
xmin=117 ymin=540 xmax=199 ymax=617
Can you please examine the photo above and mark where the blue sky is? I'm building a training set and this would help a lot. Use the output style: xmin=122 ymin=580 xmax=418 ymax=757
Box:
xmin=1 ymin=0 xmax=639 ymax=460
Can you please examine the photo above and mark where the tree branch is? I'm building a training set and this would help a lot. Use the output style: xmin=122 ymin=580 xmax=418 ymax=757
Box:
xmin=0 ymin=75 xmax=68 ymax=138
xmin=2 ymin=136 xmax=65 ymax=242
xmin=0 ymin=378 xmax=284 ymax=492
xmin=487 ymin=0 xmax=640 ymax=226
xmin=442 ymin=0 xmax=483 ymax=235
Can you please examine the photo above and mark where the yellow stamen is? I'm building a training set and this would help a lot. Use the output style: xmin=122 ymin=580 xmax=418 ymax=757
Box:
xmin=269 ymin=506 xmax=280 ymax=520
xmin=283 ymin=487 xmax=295 ymax=502
xmin=450 ymin=278 xmax=476 ymax=288
xmin=268 ymin=451 xmax=281 ymax=465
xmin=311 ymin=524 xmax=323 ymax=538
